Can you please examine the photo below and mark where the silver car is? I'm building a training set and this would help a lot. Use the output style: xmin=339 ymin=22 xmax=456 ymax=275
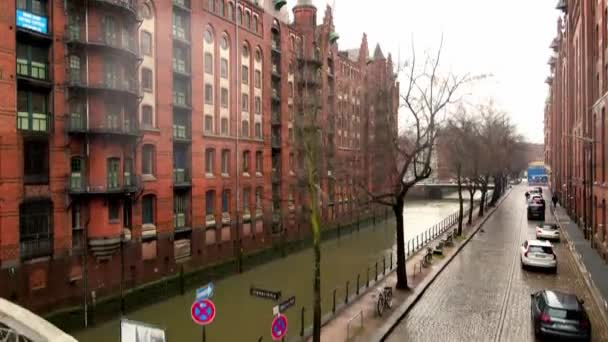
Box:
xmin=536 ymin=223 xmax=560 ymax=241
xmin=520 ymin=239 xmax=557 ymax=272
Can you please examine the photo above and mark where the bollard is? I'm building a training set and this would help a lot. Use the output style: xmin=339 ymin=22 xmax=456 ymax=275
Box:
xmin=383 ymin=256 xmax=386 ymax=275
xmin=345 ymin=281 xmax=349 ymax=304
xmin=366 ymin=267 xmax=370 ymax=287
xmin=258 ymin=337 xmax=263 ymax=342
xmin=300 ymin=307 xmax=305 ymax=336
xmin=390 ymin=253 xmax=393 ymax=270
xmin=332 ymin=288 xmax=337 ymax=313
xmin=356 ymin=274 xmax=360 ymax=295
xmin=417 ymin=235 xmax=419 ymax=249
xmin=375 ymin=261 xmax=378 ymax=281
xmin=180 ymin=264 xmax=185 ymax=295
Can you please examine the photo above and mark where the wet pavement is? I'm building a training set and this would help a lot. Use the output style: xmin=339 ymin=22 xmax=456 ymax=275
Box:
xmin=386 ymin=185 xmax=608 ymax=342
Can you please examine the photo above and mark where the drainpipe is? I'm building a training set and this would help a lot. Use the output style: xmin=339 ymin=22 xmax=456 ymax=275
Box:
xmin=83 ymin=0 xmax=90 ymax=328
xmin=234 ymin=0 xmax=242 ymax=272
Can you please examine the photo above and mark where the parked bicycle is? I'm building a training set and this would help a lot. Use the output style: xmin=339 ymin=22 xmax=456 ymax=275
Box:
xmin=375 ymin=286 xmax=393 ymax=316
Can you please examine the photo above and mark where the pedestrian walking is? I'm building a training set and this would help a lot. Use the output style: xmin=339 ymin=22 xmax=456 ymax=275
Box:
xmin=525 ymin=191 xmax=530 ymax=202
xmin=552 ymin=194 xmax=558 ymax=209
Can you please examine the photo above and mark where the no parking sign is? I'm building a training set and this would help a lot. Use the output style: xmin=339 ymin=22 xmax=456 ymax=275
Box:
xmin=191 ymin=298 xmax=216 ymax=326
xmin=270 ymin=314 xmax=288 ymax=340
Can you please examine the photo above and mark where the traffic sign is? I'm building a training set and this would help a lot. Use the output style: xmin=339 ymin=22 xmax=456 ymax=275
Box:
xmin=250 ymin=286 xmax=282 ymax=301
xmin=196 ymin=283 xmax=214 ymax=301
xmin=191 ymin=299 xmax=216 ymax=326
xmin=270 ymin=314 xmax=288 ymax=340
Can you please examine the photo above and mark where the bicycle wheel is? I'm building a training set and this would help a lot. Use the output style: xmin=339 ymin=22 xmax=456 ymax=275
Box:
xmin=385 ymin=291 xmax=393 ymax=309
xmin=376 ymin=294 xmax=385 ymax=317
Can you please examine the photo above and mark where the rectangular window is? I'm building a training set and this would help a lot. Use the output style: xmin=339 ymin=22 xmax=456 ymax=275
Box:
xmin=142 ymin=105 xmax=153 ymax=127
xmin=17 ymin=90 xmax=48 ymax=132
xmin=142 ymin=196 xmax=154 ymax=225
xmin=243 ymin=188 xmax=250 ymax=212
xmin=173 ymin=77 xmax=190 ymax=106
xmin=205 ymin=149 xmax=215 ymax=174
xmin=205 ymin=84 xmax=214 ymax=105
xmin=103 ymin=57 xmax=119 ymax=88
xmin=102 ymin=16 xmax=118 ymax=45
xmin=221 ymin=88 xmax=228 ymax=108
xmin=24 ymin=140 xmax=49 ymax=184
xmin=172 ymin=12 xmax=189 ymax=41
xmin=221 ymin=150 xmax=230 ymax=174
xmin=141 ymin=31 xmax=152 ymax=56
xmin=221 ymin=118 xmax=228 ymax=135
xmin=206 ymin=191 xmax=215 ymax=216
xmin=256 ymin=151 xmax=263 ymax=173
xmin=221 ymin=58 xmax=228 ymax=78
xmin=256 ymin=188 xmax=262 ymax=209
xmin=142 ymin=68 xmax=153 ymax=91
xmin=107 ymin=158 xmax=120 ymax=189
xmin=222 ymin=190 xmax=230 ymax=212
xmin=204 ymin=52 xmax=213 ymax=74
xmin=255 ymin=96 xmax=261 ymax=114
xmin=19 ymin=200 xmax=52 ymax=261
xmin=174 ymin=193 xmax=186 ymax=228
xmin=243 ymin=151 xmax=250 ymax=173
xmin=255 ymin=122 xmax=261 ymax=138
xmin=204 ymin=115 xmax=213 ymax=133
xmin=241 ymin=121 xmax=249 ymax=137
xmin=289 ymin=153 xmax=294 ymax=171
xmin=68 ymin=54 xmax=81 ymax=83
xmin=142 ymin=145 xmax=154 ymax=175
xmin=173 ymin=45 xmax=189 ymax=73
xmin=17 ymin=43 xmax=48 ymax=80
xmin=242 ymin=66 xmax=249 ymax=84
xmin=109 ymin=200 xmax=120 ymax=221
xmin=254 ymin=70 xmax=261 ymax=88
xmin=242 ymin=93 xmax=249 ymax=112
xmin=72 ymin=203 xmax=83 ymax=250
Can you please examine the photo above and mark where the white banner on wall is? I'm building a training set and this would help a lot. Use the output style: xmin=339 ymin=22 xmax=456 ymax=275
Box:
xmin=120 ymin=318 xmax=167 ymax=342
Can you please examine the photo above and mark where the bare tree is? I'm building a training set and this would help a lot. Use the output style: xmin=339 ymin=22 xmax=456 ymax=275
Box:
xmin=360 ymin=41 xmax=476 ymax=290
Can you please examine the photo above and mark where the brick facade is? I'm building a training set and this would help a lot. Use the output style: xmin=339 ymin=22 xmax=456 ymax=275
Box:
xmin=0 ymin=0 xmax=398 ymax=313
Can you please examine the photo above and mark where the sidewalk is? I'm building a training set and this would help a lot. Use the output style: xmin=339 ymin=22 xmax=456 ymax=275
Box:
xmin=304 ymin=192 xmax=508 ymax=342
xmin=550 ymin=198 xmax=608 ymax=326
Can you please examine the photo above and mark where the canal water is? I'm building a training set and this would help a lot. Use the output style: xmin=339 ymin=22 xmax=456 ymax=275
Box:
xmin=72 ymin=198 xmax=465 ymax=341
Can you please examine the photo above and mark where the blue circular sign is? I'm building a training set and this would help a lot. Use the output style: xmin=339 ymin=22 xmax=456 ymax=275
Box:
xmin=191 ymin=299 xmax=216 ymax=326
xmin=271 ymin=314 xmax=288 ymax=340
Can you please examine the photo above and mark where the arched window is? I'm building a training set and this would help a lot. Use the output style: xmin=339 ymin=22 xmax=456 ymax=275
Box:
xmin=227 ymin=2 xmax=234 ymax=20
xmin=204 ymin=27 xmax=214 ymax=44
xmin=244 ymin=12 xmax=250 ymax=29
xmin=242 ymin=44 xmax=249 ymax=58
xmin=237 ymin=7 xmax=242 ymax=25
xmin=218 ymin=0 xmax=224 ymax=16
xmin=252 ymin=16 xmax=258 ymax=33
xmin=255 ymin=47 xmax=262 ymax=62
xmin=220 ymin=34 xmax=229 ymax=50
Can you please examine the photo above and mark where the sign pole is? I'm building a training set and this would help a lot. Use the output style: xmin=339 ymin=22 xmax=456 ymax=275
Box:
xmin=202 ymin=326 xmax=206 ymax=342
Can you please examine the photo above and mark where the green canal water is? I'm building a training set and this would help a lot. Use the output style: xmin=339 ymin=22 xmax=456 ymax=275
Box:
xmin=72 ymin=200 xmax=461 ymax=341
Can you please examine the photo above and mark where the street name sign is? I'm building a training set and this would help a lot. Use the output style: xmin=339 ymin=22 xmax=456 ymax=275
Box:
xmin=250 ymin=286 xmax=281 ymax=301
xmin=196 ymin=282 xmax=214 ymax=301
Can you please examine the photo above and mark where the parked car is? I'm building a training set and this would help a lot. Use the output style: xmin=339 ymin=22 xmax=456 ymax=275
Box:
xmin=531 ymin=289 xmax=591 ymax=341
xmin=536 ymin=186 xmax=543 ymax=194
xmin=536 ymin=223 xmax=560 ymax=241
xmin=530 ymin=188 xmax=542 ymax=196
xmin=520 ymin=239 xmax=557 ymax=272
xmin=528 ymin=196 xmax=546 ymax=220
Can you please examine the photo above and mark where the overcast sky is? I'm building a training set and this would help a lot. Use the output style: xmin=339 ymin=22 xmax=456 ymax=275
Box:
xmin=285 ymin=0 xmax=559 ymax=144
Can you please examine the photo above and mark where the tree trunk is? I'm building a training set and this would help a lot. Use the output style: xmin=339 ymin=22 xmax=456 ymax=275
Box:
xmin=457 ymin=170 xmax=464 ymax=236
xmin=393 ymin=198 xmax=409 ymax=290
xmin=490 ymin=174 xmax=501 ymax=205
xmin=479 ymin=190 xmax=486 ymax=217
xmin=309 ymin=188 xmax=322 ymax=341
xmin=468 ymin=187 xmax=475 ymax=225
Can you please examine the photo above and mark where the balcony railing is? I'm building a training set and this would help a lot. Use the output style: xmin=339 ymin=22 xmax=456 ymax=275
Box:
xmin=65 ymin=34 xmax=138 ymax=59
xmin=20 ymin=235 xmax=53 ymax=261
xmin=272 ymin=65 xmax=281 ymax=78
xmin=174 ymin=213 xmax=186 ymax=229
xmin=271 ymin=41 xmax=281 ymax=54
xmin=272 ymin=171 xmax=281 ymax=183
xmin=272 ymin=112 xmax=281 ymax=126
xmin=17 ymin=112 xmax=51 ymax=134
xmin=173 ymin=92 xmax=191 ymax=108
xmin=173 ymin=168 xmax=192 ymax=187
xmin=68 ymin=173 xmax=140 ymax=195
xmin=67 ymin=114 xmax=139 ymax=136
xmin=271 ymin=135 xmax=281 ymax=149
xmin=16 ymin=60 xmax=50 ymax=81
xmin=173 ymin=0 xmax=191 ymax=10
xmin=92 ymin=0 xmax=138 ymax=19
xmin=67 ymin=77 xmax=140 ymax=97
xmin=271 ymin=89 xmax=281 ymax=102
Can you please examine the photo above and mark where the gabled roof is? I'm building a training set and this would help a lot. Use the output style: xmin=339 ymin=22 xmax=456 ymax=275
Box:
xmin=373 ymin=43 xmax=384 ymax=60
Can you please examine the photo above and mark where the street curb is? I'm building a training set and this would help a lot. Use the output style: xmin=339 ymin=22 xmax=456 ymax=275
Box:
xmin=371 ymin=189 xmax=513 ymax=342
xmin=551 ymin=208 xmax=608 ymax=330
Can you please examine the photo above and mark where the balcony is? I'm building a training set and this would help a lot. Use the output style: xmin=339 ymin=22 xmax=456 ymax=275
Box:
xmin=272 ymin=171 xmax=281 ymax=184
xmin=65 ymin=34 xmax=139 ymax=60
xmin=271 ymin=135 xmax=281 ymax=149
xmin=271 ymin=41 xmax=281 ymax=54
xmin=173 ymin=0 xmax=191 ymax=11
xmin=173 ymin=59 xmax=191 ymax=77
xmin=271 ymin=89 xmax=281 ymax=103
xmin=68 ymin=173 xmax=141 ymax=196
xmin=66 ymin=77 xmax=140 ymax=98
xmin=272 ymin=65 xmax=281 ymax=79
xmin=173 ymin=124 xmax=192 ymax=142
xmin=173 ymin=92 xmax=192 ymax=110
xmin=91 ymin=0 xmax=139 ymax=19
xmin=272 ymin=112 xmax=281 ymax=126
xmin=297 ymin=71 xmax=319 ymax=86
xmin=67 ymin=114 xmax=139 ymax=138
xmin=173 ymin=168 xmax=192 ymax=188
xmin=16 ymin=61 xmax=52 ymax=88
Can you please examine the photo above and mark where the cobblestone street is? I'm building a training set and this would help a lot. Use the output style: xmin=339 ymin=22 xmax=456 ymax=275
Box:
xmin=386 ymin=185 xmax=608 ymax=342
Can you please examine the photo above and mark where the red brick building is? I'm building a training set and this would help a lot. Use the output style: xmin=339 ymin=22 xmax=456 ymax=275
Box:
xmin=0 ymin=0 xmax=398 ymax=313
xmin=545 ymin=0 xmax=608 ymax=258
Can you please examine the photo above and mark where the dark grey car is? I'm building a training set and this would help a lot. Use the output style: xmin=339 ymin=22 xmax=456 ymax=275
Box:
xmin=531 ymin=290 xmax=591 ymax=341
